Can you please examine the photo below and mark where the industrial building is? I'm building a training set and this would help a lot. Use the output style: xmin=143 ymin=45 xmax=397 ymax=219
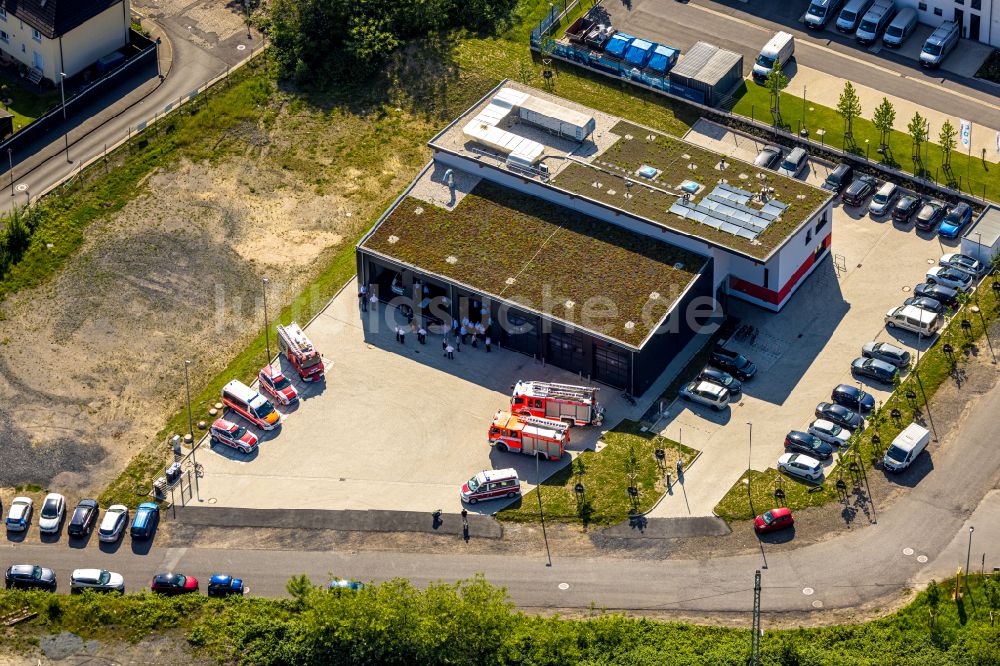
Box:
xmin=357 ymin=82 xmax=834 ymax=395
xmin=961 ymin=205 xmax=1000 ymax=264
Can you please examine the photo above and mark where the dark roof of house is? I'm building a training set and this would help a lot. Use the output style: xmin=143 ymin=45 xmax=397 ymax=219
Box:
xmin=1 ymin=0 xmax=122 ymax=39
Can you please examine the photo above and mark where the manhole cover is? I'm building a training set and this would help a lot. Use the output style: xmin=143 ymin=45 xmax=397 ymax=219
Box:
xmin=903 ymin=547 xmax=914 ymax=556
xmin=15 ymin=183 xmax=26 ymax=192
xmin=812 ymin=600 xmax=823 ymax=608
xmin=207 ymin=498 xmax=217 ymax=504
xmin=558 ymin=583 xmax=570 ymax=590
xmin=237 ymin=44 xmax=246 ymax=51
xmin=802 ymin=587 xmax=814 ymax=596
xmin=917 ymin=555 xmax=928 ymax=563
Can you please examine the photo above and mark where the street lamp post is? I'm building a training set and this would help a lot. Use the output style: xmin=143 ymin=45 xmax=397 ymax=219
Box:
xmin=60 ymin=73 xmax=70 ymax=163
xmin=966 ymin=526 xmax=975 ymax=594
xmin=184 ymin=359 xmax=200 ymax=501
xmin=262 ymin=277 xmax=271 ymax=366
xmin=536 ymin=453 xmax=552 ymax=567
xmin=746 ymin=421 xmax=753 ymax=501
xmin=7 ymin=147 xmax=12 ymax=197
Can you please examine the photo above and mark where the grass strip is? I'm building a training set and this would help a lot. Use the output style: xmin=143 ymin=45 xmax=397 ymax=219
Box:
xmin=498 ymin=419 xmax=697 ymax=526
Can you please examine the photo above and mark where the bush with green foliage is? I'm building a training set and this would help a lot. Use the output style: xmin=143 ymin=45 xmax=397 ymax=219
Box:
xmin=268 ymin=0 xmax=518 ymax=86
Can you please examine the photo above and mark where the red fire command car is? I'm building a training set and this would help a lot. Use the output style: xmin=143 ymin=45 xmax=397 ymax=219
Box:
xmin=488 ymin=411 xmax=569 ymax=461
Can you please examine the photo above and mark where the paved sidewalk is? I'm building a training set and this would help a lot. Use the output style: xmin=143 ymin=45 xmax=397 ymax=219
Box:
xmin=787 ymin=64 xmax=1000 ymax=161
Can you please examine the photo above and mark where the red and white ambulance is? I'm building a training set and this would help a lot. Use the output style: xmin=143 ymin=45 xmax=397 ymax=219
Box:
xmin=222 ymin=380 xmax=281 ymax=431
xmin=276 ymin=322 xmax=325 ymax=382
xmin=511 ymin=380 xmax=604 ymax=427
xmin=488 ymin=411 xmax=569 ymax=461
xmin=460 ymin=469 xmax=521 ymax=504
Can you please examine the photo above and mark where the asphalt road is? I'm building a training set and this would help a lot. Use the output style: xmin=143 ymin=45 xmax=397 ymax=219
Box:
xmin=0 ymin=1 xmax=264 ymax=215
xmin=3 ymin=369 xmax=999 ymax=615
xmin=605 ymin=0 xmax=1000 ymax=129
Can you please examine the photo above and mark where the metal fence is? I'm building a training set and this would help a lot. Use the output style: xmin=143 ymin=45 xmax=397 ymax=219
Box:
xmin=530 ymin=0 xmax=577 ymax=44
xmin=0 ymin=31 xmax=158 ymax=163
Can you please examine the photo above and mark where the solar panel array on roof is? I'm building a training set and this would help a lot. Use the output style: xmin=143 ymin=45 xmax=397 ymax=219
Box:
xmin=667 ymin=185 xmax=786 ymax=241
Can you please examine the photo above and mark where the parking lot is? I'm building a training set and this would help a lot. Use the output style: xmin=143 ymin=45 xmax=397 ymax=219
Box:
xmin=649 ymin=165 xmax=964 ymax=518
xmin=195 ymin=282 xmax=635 ymax=514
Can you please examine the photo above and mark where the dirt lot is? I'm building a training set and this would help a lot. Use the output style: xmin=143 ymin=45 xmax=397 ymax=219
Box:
xmin=0 ymin=103 xmax=435 ymax=502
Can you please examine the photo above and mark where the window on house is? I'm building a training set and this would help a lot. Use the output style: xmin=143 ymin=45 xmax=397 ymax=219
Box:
xmin=31 ymin=28 xmax=41 ymax=42
xmin=954 ymin=0 xmax=964 ymax=6
xmin=934 ymin=7 xmax=943 ymax=15
xmin=0 ymin=30 xmax=8 ymax=43
xmin=805 ymin=228 xmax=813 ymax=244
xmin=816 ymin=210 xmax=829 ymax=232
xmin=0 ymin=8 xmax=6 ymax=19
xmin=971 ymin=0 xmax=981 ymax=9
xmin=918 ymin=2 xmax=927 ymax=9
xmin=763 ymin=268 xmax=770 ymax=288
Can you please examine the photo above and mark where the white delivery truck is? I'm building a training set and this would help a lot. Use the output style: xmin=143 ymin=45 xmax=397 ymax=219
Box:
xmin=883 ymin=423 xmax=931 ymax=473
xmin=752 ymin=32 xmax=794 ymax=84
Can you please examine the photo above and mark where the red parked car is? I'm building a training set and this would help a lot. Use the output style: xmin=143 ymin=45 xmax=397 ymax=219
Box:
xmin=150 ymin=572 xmax=199 ymax=595
xmin=258 ymin=365 xmax=298 ymax=406
xmin=753 ymin=507 xmax=794 ymax=534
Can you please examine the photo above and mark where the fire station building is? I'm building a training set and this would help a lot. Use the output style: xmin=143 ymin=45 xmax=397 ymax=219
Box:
xmin=356 ymin=82 xmax=834 ymax=396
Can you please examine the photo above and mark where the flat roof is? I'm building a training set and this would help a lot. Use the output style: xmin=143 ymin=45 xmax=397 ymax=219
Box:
xmin=428 ymin=82 xmax=832 ymax=260
xmin=361 ymin=176 xmax=707 ymax=348
xmin=670 ymin=42 xmax=742 ymax=86
xmin=966 ymin=205 xmax=1000 ymax=248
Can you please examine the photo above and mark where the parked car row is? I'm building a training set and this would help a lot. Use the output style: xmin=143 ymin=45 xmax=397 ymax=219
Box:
xmin=804 ymin=0 xmax=958 ymax=68
xmin=754 ymin=144 xmax=809 ymax=179
xmin=828 ymin=166 xmax=974 ymax=239
xmin=5 ymin=495 xmax=161 ymax=544
xmin=4 ymin=565 xmax=247 ymax=598
xmin=679 ymin=345 xmax=757 ymax=412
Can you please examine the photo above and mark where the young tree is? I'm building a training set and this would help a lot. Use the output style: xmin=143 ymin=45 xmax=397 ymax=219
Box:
xmin=765 ymin=58 xmax=789 ymax=126
xmin=908 ymin=112 xmax=928 ymax=162
xmin=939 ymin=119 xmax=957 ymax=168
xmin=837 ymin=81 xmax=862 ymax=141
xmin=872 ymin=97 xmax=896 ymax=151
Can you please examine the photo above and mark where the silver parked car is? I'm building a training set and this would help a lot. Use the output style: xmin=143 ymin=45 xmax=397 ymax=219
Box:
xmin=861 ymin=341 xmax=911 ymax=368
xmin=98 ymin=505 xmax=130 ymax=543
xmin=679 ymin=381 xmax=730 ymax=411
xmin=777 ymin=453 xmax=824 ymax=482
xmin=70 ymin=569 xmax=125 ymax=594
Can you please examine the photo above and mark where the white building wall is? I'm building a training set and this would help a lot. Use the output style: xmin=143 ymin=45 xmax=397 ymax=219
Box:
xmin=897 ymin=0 xmax=999 ymax=46
xmin=0 ymin=13 xmax=59 ymax=81
xmin=60 ymin=2 xmax=130 ymax=77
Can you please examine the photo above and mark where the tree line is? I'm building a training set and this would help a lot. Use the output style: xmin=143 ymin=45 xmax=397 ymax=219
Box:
xmin=267 ymin=0 xmax=518 ymax=86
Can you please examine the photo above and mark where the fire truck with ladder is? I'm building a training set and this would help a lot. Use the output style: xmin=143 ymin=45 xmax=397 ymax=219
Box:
xmin=488 ymin=411 xmax=569 ymax=460
xmin=276 ymin=322 xmax=325 ymax=382
xmin=510 ymin=380 xmax=604 ymax=427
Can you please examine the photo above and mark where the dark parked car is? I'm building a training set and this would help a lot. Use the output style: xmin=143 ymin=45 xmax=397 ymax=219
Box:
xmin=862 ymin=341 xmax=911 ymax=368
xmin=208 ymin=574 xmax=245 ymax=598
xmin=697 ymin=367 xmax=742 ymax=395
xmin=815 ymin=402 xmax=864 ymax=431
xmin=822 ymin=163 xmax=854 ymax=193
xmin=914 ymin=200 xmax=946 ymax=232
xmin=914 ymin=282 xmax=958 ymax=307
xmin=851 ymin=357 xmax=899 ymax=385
xmin=784 ymin=431 xmax=834 ymax=460
xmin=904 ymin=296 xmax=944 ymax=314
xmin=709 ymin=347 xmax=757 ymax=380
xmin=130 ymin=502 xmax=160 ymax=540
xmin=150 ymin=573 xmax=199 ymax=595
xmin=842 ymin=174 xmax=878 ymax=207
xmin=66 ymin=499 xmax=100 ymax=538
xmin=5 ymin=565 xmax=56 ymax=591
xmin=891 ymin=194 xmax=921 ymax=223
xmin=831 ymin=384 xmax=875 ymax=412
xmin=754 ymin=145 xmax=783 ymax=170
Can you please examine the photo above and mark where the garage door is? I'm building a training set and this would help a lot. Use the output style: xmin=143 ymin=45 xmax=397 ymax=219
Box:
xmin=500 ymin=311 xmax=539 ymax=357
xmin=546 ymin=331 xmax=585 ymax=375
xmin=593 ymin=346 xmax=629 ymax=389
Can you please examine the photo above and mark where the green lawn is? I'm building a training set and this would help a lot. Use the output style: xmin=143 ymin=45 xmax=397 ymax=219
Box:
xmin=0 ymin=74 xmax=60 ymax=132
xmin=730 ymin=81 xmax=998 ymax=201
xmin=715 ymin=273 xmax=1000 ymax=522
xmin=498 ymin=419 xmax=698 ymax=526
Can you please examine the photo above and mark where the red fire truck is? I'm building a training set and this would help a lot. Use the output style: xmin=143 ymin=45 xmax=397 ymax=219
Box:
xmin=510 ymin=380 xmax=604 ymax=427
xmin=276 ymin=322 xmax=325 ymax=382
xmin=488 ymin=411 xmax=569 ymax=460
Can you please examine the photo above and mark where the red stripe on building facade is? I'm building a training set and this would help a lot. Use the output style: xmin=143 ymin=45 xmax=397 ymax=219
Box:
xmin=730 ymin=233 xmax=832 ymax=306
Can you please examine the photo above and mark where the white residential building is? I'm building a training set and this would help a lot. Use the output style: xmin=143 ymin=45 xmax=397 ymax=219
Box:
xmin=901 ymin=0 xmax=1000 ymax=46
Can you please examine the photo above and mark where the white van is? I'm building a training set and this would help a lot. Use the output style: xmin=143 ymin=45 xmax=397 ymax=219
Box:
xmin=752 ymin=32 xmax=794 ymax=83
xmin=883 ymin=423 xmax=930 ymax=472
xmin=805 ymin=0 xmax=845 ymax=30
xmin=836 ymin=0 xmax=876 ymax=33
xmin=855 ymin=0 xmax=897 ymax=45
xmin=920 ymin=21 xmax=960 ymax=69
xmin=885 ymin=305 xmax=940 ymax=336
xmin=883 ymin=7 xmax=918 ymax=48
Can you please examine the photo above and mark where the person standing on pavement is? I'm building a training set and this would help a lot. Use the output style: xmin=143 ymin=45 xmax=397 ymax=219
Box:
xmin=485 ymin=335 xmax=492 ymax=353
xmin=445 ymin=343 xmax=455 ymax=360
xmin=418 ymin=326 xmax=427 ymax=344
xmin=369 ymin=293 xmax=378 ymax=313
xmin=442 ymin=334 xmax=448 ymax=352
xmin=359 ymin=284 xmax=368 ymax=312
xmin=399 ymin=325 xmax=406 ymax=344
